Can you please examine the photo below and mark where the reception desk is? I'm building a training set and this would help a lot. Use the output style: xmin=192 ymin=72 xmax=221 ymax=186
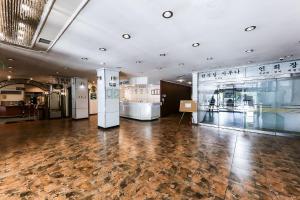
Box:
xmin=120 ymin=102 xmax=160 ymax=120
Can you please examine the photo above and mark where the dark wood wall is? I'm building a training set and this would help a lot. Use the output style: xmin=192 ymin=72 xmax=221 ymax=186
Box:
xmin=160 ymin=81 xmax=192 ymax=117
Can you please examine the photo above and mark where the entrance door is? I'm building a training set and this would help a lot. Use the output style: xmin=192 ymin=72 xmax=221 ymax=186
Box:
xmin=218 ymin=83 xmax=244 ymax=129
xmin=198 ymin=83 xmax=219 ymax=126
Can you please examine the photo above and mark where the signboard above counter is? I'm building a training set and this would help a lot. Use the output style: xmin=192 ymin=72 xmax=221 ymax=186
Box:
xmin=197 ymin=60 xmax=300 ymax=82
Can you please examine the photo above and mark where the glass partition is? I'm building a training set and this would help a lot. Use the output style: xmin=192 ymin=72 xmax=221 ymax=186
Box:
xmin=276 ymin=78 xmax=300 ymax=134
xmin=197 ymin=77 xmax=300 ymax=135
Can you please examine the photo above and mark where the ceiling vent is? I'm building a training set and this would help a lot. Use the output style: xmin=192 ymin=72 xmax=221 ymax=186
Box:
xmin=38 ymin=38 xmax=51 ymax=44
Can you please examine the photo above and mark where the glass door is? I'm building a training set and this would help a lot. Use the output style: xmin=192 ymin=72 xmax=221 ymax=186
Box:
xmin=218 ymin=83 xmax=245 ymax=129
xmin=198 ymin=83 xmax=219 ymax=126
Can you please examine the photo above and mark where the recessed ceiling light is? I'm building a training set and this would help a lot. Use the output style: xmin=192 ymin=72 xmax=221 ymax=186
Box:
xmin=160 ymin=53 xmax=166 ymax=56
xmin=81 ymin=57 xmax=88 ymax=60
xmin=188 ymin=81 xmax=192 ymax=85
xmin=30 ymin=77 xmax=33 ymax=80
xmin=279 ymin=57 xmax=284 ymax=61
xmin=177 ymin=79 xmax=184 ymax=83
xmin=8 ymin=66 xmax=13 ymax=69
xmin=192 ymin=43 xmax=200 ymax=47
xmin=245 ymin=26 xmax=256 ymax=32
xmin=207 ymin=57 xmax=213 ymax=60
xmin=99 ymin=48 xmax=107 ymax=51
xmin=7 ymin=75 xmax=11 ymax=80
xmin=122 ymin=34 xmax=131 ymax=39
xmin=8 ymin=58 xmax=14 ymax=61
xmin=162 ymin=11 xmax=173 ymax=19
xmin=245 ymin=49 xmax=254 ymax=53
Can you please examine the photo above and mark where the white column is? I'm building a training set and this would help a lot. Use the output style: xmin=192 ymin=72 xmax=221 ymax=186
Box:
xmin=97 ymin=68 xmax=120 ymax=128
xmin=192 ymin=72 xmax=198 ymax=124
xmin=71 ymin=77 xmax=89 ymax=119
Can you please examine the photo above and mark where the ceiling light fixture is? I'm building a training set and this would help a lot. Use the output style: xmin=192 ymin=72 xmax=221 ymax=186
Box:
xmin=21 ymin=3 xmax=31 ymax=11
xmin=81 ymin=57 xmax=88 ymax=60
xmin=19 ymin=22 xmax=25 ymax=28
xmin=7 ymin=75 xmax=11 ymax=80
xmin=122 ymin=34 xmax=131 ymax=39
xmin=188 ymin=81 xmax=192 ymax=85
xmin=279 ymin=57 xmax=284 ymax=61
xmin=8 ymin=66 xmax=13 ymax=69
xmin=8 ymin=58 xmax=14 ymax=61
xmin=136 ymin=60 xmax=142 ymax=64
xmin=99 ymin=48 xmax=107 ymax=51
xmin=160 ymin=53 xmax=166 ymax=56
xmin=245 ymin=26 xmax=256 ymax=32
xmin=162 ymin=11 xmax=173 ymax=19
xmin=177 ymin=79 xmax=184 ymax=83
xmin=0 ymin=0 xmax=47 ymax=47
xmin=245 ymin=49 xmax=254 ymax=53
xmin=192 ymin=43 xmax=200 ymax=47
xmin=207 ymin=57 xmax=213 ymax=60
xmin=30 ymin=77 xmax=33 ymax=80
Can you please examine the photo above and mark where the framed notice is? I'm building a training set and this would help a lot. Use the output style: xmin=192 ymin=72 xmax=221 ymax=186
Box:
xmin=179 ymin=100 xmax=197 ymax=113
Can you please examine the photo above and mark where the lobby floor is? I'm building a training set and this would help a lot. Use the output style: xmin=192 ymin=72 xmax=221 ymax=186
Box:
xmin=0 ymin=116 xmax=299 ymax=200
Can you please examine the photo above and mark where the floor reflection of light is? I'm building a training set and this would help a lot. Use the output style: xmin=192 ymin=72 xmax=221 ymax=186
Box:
xmin=233 ymin=136 xmax=251 ymax=178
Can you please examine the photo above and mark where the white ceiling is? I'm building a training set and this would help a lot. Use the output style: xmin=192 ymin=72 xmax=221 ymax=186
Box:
xmin=1 ymin=0 xmax=300 ymax=83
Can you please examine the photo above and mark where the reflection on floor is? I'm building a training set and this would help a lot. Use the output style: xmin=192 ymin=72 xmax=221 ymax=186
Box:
xmin=0 ymin=116 xmax=35 ymax=124
xmin=0 ymin=115 xmax=299 ymax=199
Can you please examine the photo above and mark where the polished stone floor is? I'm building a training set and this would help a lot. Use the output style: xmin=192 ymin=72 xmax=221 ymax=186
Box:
xmin=0 ymin=115 xmax=299 ymax=200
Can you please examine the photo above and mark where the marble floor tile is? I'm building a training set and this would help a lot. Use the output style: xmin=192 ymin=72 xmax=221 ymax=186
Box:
xmin=0 ymin=115 xmax=299 ymax=199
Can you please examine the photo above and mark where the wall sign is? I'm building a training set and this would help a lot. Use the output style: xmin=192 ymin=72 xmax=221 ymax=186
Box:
xmin=198 ymin=60 xmax=300 ymax=82
xmin=199 ymin=67 xmax=245 ymax=81
xmin=246 ymin=61 xmax=299 ymax=77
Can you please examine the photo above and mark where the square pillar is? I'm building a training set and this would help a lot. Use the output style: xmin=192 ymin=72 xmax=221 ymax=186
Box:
xmin=192 ymin=72 xmax=198 ymax=124
xmin=97 ymin=68 xmax=120 ymax=128
xmin=71 ymin=77 xmax=89 ymax=119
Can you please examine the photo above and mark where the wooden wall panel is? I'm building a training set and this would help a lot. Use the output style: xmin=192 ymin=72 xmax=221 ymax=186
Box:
xmin=160 ymin=81 xmax=192 ymax=117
